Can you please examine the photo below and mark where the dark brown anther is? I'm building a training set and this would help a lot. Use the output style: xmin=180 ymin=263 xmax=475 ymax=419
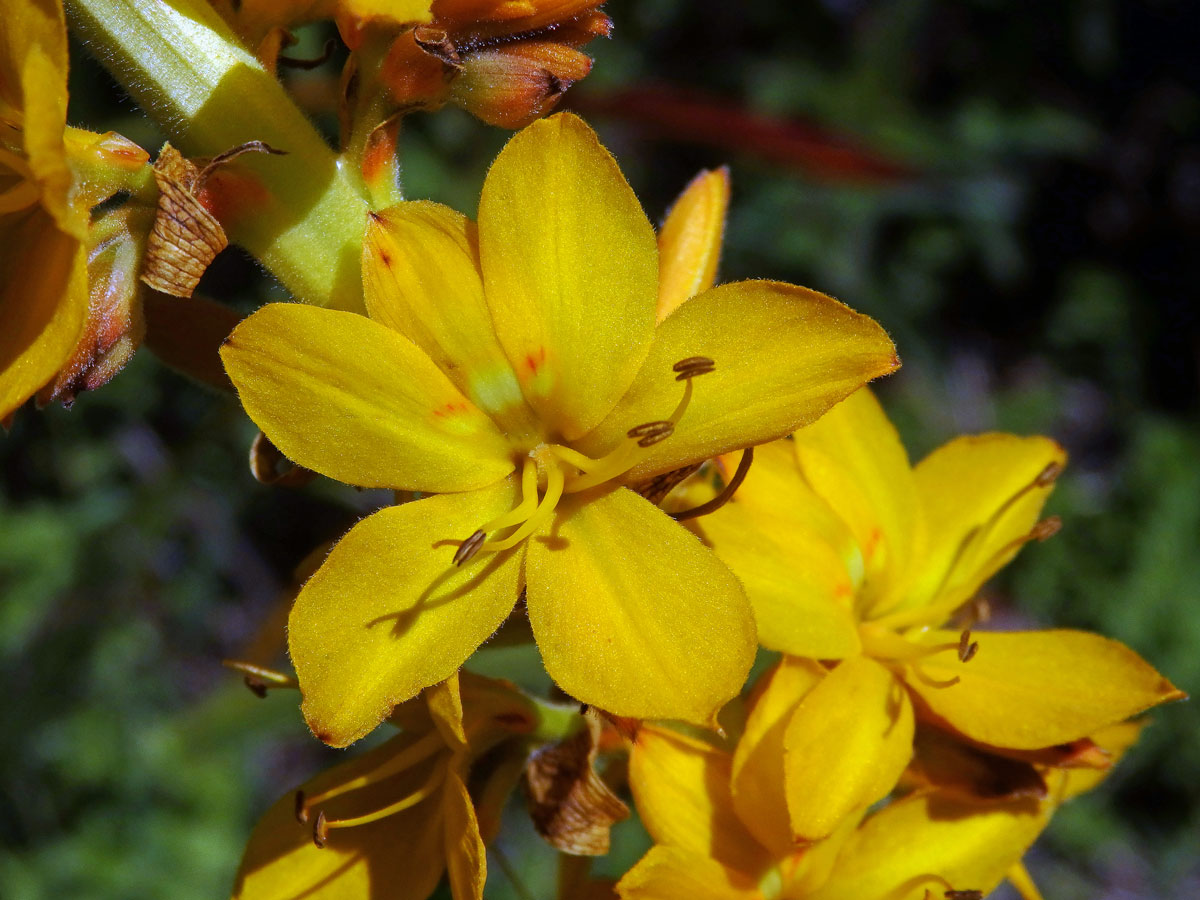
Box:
xmin=945 ymin=891 xmax=984 ymax=900
xmin=312 ymin=810 xmax=329 ymax=848
xmin=294 ymin=791 xmax=309 ymax=824
xmin=957 ymin=630 xmax=979 ymax=663
xmin=1034 ymin=461 xmax=1064 ymax=487
xmin=243 ymin=676 xmax=269 ymax=698
xmin=453 ymin=529 xmax=486 ymax=566
xmin=672 ymin=356 xmax=716 ymax=380
xmin=627 ymin=420 xmax=675 ymax=447
xmin=413 ymin=26 xmax=462 ymax=67
xmin=1030 ymin=516 xmax=1062 ymax=541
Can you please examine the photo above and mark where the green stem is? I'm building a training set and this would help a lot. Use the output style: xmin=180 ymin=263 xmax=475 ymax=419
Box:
xmin=66 ymin=0 xmax=368 ymax=311
xmin=525 ymin=695 xmax=587 ymax=744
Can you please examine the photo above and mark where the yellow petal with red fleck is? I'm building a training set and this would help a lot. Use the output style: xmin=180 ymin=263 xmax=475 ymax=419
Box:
xmin=806 ymin=789 xmax=1051 ymax=900
xmin=730 ymin=657 xmax=826 ymax=856
xmin=697 ymin=438 xmax=862 ymax=658
xmin=442 ymin=767 xmax=487 ymax=900
xmin=233 ymin=731 xmax=447 ymax=900
xmin=628 ymin=726 xmax=771 ymax=875
xmin=793 ymin=387 xmax=921 ymax=612
xmin=0 ymin=214 xmax=86 ymax=418
xmin=526 ymin=487 xmax=755 ymax=725
xmin=907 ymin=434 xmax=1066 ymax=611
xmin=363 ymin=201 xmax=536 ymax=435
xmin=1061 ymin=719 xmax=1147 ymax=800
xmin=903 ymin=629 xmax=1184 ymax=750
xmin=578 ymin=280 xmax=899 ymax=483
xmin=477 ymin=112 xmax=658 ymax=440
xmin=220 ymin=303 xmax=515 ymax=492
xmin=784 ymin=656 xmax=914 ymax=842
xmin=617 ymin=846 xmax=762 ymax=900
xmin=290 ymin=480 xmax=524 ymax=747
xmin=657 ymin=167 xmax=729 ymax=322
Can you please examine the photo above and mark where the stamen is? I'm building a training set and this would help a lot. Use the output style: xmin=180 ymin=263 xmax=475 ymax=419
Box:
xmin=480 ymin=463 xmax=564 ymax=552
xmin=311 ymin=760 xmax=447 ymax=847
xmin=222 ymin=659 xmax=299 ymax=695
xmin=957 ymin=629 xmax=979 ymax=663
xmin=907 ymin=664 xmax=961 ymax=690
xmin=672 ymin=447 xmax=755 ymax=521
xmin=627 ymin=420 xmax=675 ymax=447
xmin=1031 ymin=515 xmax=1062 ymax=541
xmin=453 ymin=529 xmax=486 ymax=566
xmin=672 ymin=356 xmax=716 ymax=380
xmin=945 ymin=891 xmax=984 ymax=900
xmin=1035 ymin=461 xmax=1064 ymax=487
xmin=298 ymin=730 xmax=445 ymax=817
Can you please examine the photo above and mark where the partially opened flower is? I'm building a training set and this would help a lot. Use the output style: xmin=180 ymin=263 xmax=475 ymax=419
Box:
xmin=234 ymin=671 xmax=537 ymax=900
xmin=220 ymin=112 xmax=898 ymax=746
xmin=617 ymin=694 xmax=1134 ymax=900
xmin=696 ymin=388 xmax=1183 ymax=840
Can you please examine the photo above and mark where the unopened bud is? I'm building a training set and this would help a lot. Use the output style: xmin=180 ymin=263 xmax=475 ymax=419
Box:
xmin=451 ymin=42 xmax=592 ymax=129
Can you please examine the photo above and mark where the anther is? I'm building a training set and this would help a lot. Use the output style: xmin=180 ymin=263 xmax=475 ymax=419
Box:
xmin=945 ymin=891 xmax=984 ymax=900
xmin=957 ymin=630 xmax=979 ymax=663
xmin=672 ymin=356 xmax=716 ymax=380
xmin=627 ymin=420 xmax=675 ymax=447
xmin=243 ymin=676 xmax=268 ymax=698
xmin=1030 ymin=516 xmax=1062 ymax=541
xmin=312 ymin=810 xmax=329 ymax=848
xmin=453 ymin=529 xmax=486 ymax=566
xmin=1034 ymin=461 xmax=1064 ymax=487
xmin=294 ymin=791 xmax=309 ymax=824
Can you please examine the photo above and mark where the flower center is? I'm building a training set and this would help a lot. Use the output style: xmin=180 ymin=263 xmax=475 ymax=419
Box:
xmin=451 ymin=356 xmax=715 ymax=566
xmin=858 ymin=623 xmax=980 ymax=689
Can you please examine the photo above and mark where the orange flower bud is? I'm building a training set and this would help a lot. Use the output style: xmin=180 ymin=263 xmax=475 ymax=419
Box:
xmin=451 ymin=41 xmax=592 ymax=128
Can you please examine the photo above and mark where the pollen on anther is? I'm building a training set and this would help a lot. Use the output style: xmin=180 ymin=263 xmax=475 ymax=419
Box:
xmin=1030 ymin=516 xmax=1062 ymax=541
xmin=957 ymin=629 xmax=979 ymax=663
xmin=453 ymin=529 xmax=486 ymax=566
xmin=627 ymin=420 xmax=675 ymax=447
xmin=312 ymin=810 xmax=329 ymax=848
xmin=1034 ymin=461 xmax=1064 ymax=487
xmin=672 ymin=355 xmax=716 ymax=380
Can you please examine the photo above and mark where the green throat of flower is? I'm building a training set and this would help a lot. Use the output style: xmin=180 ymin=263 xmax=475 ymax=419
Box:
xmin=452 ymin=356 xmax=716 ymax=566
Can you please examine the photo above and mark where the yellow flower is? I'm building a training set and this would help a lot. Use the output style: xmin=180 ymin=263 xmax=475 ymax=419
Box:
xmin=618 ymin=697 xmax=1142 ymax=900
xmin=234 ymin=671 xmax=536 ymax=900
xmin=220 ymin=112 xmax=898 ymax=746
xmin=1 ymin=0 xmax=88 ymax=420
xmin=697 ymin=388 xmax=1183 ymax=840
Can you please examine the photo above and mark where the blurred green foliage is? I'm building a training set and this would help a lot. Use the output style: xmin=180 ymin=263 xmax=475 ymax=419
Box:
xmin=3 ymin=0 xmax=1197 ymax=897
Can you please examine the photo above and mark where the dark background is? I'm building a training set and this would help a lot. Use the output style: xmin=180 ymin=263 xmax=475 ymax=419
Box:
xmin=1 ymin=1 xmax=1196 ymax=896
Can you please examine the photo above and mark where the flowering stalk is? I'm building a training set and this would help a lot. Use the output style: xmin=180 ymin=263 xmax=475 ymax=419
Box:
xmin=66 ymin=0 xmax=369 ymax=311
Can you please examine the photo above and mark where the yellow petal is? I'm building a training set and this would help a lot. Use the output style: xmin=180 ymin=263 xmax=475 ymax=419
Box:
xmin=220 ymin=303 xmax=515 ymax=492
xmin=903 ymin=629 xmax=1185 ymax=750
xmin=477 ymin=112 xmax=658 ymax=440
xmin=730 ymin=657 xmax=826 ymax=856
xmin=697 ymin=439 xmax=861 ymax=658
xmin=0 ymin=214 xmax=86 ymax=418
xmin=426 ymin=671 xmax=467 ymax=751
xmin=362 ymin=202 xmax=536 ymax=435
xmin=443 ymin=768 xmax=487 ymax=900
xmin=617 ymin=846 xmax=762 ymax=900
xmin=807 ymin=789 xmax=1050 ymax=900
xmin=656 ymin=167 xmax=729 ymax=323
xmin=907 ymin=434 xmax=1066 ymax=611
xmin=785 ymin=656 xmax=914 ymax=842
xmin=793 ymin=388 xmax=921 ymax=613
xmin=290 ymin=481 xmax=524 ymax=747
xmin=233 ymin=731 xmax=447 ymax=900
xmin=525 ymin=487 xmax=756 ymax=725
xmin=628 ymin=726 xmax=770 ymax=876
xmin=578 ymin=280 xmax=899 ymax=483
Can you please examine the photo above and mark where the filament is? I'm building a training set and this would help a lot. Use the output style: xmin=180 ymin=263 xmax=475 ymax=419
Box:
xmin=313 ymin=759 xmax=446 ymax=847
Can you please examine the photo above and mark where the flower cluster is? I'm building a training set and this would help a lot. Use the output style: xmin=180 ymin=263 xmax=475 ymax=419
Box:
xmin=0 ymin=2 xmax=1184 ymax=899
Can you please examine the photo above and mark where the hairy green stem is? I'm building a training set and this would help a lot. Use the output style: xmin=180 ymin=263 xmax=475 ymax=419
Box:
xmin=66 ymin=0 xmax=368 ymax=311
